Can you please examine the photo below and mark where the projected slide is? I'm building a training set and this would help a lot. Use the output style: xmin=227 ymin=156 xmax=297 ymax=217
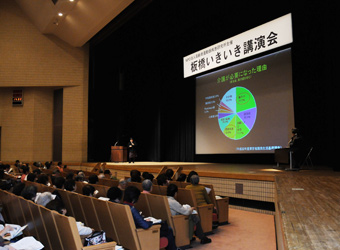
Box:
xmin=196 ymin=48 xmax=295 ymax=154
xmin=218 ymin=87 xmax=257 ymax=140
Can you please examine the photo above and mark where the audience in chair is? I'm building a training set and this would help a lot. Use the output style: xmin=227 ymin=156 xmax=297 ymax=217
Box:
xmin=167 ymin=184 xmax=211 ymax=245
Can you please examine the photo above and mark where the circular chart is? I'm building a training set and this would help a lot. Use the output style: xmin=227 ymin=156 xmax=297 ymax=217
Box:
xmin=218 ymin=86 xmax=257 ymax=140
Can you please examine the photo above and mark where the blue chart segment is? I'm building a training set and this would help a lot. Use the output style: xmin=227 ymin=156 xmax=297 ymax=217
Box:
xmin=218 ymin=86 xmax=257 ymax=140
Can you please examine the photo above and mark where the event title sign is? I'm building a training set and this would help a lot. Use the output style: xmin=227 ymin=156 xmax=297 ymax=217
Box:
xmin=183 ymin=13 xmax=293 ymax=78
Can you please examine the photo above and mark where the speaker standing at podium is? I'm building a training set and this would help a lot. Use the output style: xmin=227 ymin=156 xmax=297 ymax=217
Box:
xmin=128 ymin=137 xmax=137 ymax=163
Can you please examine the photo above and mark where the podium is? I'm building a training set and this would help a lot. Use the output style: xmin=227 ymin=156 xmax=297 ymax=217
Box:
xmin=111 ymin=146 xmax=127 ymax=162
xmin=274 ymin=148 xmax=298 ymax=171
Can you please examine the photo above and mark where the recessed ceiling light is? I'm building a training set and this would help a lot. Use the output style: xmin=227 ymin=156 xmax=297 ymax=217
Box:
xmin=58 ymin=12 xmax=63 ymax=17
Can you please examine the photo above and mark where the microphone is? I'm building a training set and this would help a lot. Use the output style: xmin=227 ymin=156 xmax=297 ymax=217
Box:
xmin=114 ymin=141 xmax=119 ymax=146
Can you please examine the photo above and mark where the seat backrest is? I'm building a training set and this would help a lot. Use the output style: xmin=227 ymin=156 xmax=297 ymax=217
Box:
xmin=52 ymin=208 xmax=84 ymax=250
xmin=78 ymin=194 xmax=101 ymax=231
xmin=107 ymin=202 xmax=141 ymax=250
xmin=146 ymin=194 xmax=174 ymax=232
xmin=92 ymin=198 xmax=119 ymax=243
xmin=177 ymin=188 xmax=196 ymax=207
xmin=134 ymin=193 xmax=151 ymax=217
xmin=28 ymin=199 xmax=52 ymax=249
xmin=57 ymin=188 xmax=75 ymax=217
xmin=67 ymin=191 xmax=87 ymax=224
xmin=39 ymin=205 xmax=64 ymax=250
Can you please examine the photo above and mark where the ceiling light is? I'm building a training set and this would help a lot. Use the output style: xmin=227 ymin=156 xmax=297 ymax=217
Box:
xmin=58 ymin=12 xmax=63 ymax=16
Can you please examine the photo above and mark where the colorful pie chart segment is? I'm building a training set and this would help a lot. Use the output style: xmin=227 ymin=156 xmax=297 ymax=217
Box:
xmin=218 ymin=87 xmax=257 ymax=140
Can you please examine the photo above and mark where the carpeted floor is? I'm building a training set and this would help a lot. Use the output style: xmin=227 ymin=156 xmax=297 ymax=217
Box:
xmin=188 ymin=208 xmax=276 ymax=250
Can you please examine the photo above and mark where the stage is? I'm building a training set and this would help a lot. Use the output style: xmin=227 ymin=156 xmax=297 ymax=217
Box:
xmin=103 ymin=161 xmax=337 ymax=182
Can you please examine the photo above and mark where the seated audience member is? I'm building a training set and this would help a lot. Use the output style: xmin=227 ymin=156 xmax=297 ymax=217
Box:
xmin=64 ymin=179 xmax=76 ymax=192
xmin=97 ymin=170 xmax=105 ymax=179
xmin=21 ymin=185 xmax=38 ymax=201
xmin=107 ymin=186 xmax=123 ymax=203
xmin=123 ymin=186 xmax=179 ymax=250
xmin=176 ymin=173 xmax=187 ymax=182
xmin=82 ymin=184 xmax=97 ymax=197
xmin=185 ymin=175 xmax=211 ymax=206
xmin=75 ymin=174 xmax=86 ymax=182
xmin=129 ymin=170 xmax=142 ymax=183
xmin=118 ymin=178 xmax=127 ymax=190
xmin=156 ymin=173 xmax=168 ymax=186
xmin=165 ymin=169 xmax=174 ymax=181
xmin=37 ymin=174 xmax=50 ymax=186
xmin=144 ymin=173 xmax=154 ymax=182
xmin=12 ymin=182 xmax=25 ymax=196
xmin=53 ymin=176 xmax=65 ymax=189
xmin=167 ymin=184 xmax=211 ymax=244
xmin=46 ymin=199 xmax=93 ymax=236
xmin=186 ymin=171 xmax=198 ymax=183
xmin=88 ymin=174 xmax=99 ymax=184
xmin=20 ymin=165 xmax=30 ymax=182
xmin=104 ymin=169 xmax=113 ymax=179
xmin=57 ymin=162 xmax=64 ymax=173
xmin=0 ymin=170 xmax=14 ymax=191
xmin=26 ymin=173 xmax=37 ymax=182
xmin=141 ymin=179 xmax=153 ymax=194
xmin=66 ymin=172 xmax=75 ymax=180
xmin=32 ymin=168 xmax=42 ymax=175
xmin=35 ymin=191 xmax=54 ymax=207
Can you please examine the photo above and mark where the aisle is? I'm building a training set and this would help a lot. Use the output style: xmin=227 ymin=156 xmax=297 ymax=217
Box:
xmin=190 ymin=208 xmax=276 ymax=250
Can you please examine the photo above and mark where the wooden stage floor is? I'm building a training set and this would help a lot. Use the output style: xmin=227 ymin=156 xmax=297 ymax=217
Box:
xmin=105 ymin=161 xmax=340 ymax=250
xmin=105 ymin=161 xmax=339 ymax=181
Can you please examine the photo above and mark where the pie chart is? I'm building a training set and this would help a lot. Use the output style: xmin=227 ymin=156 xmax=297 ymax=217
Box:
xmin=218 ymin=86 xmax=257 ymax=140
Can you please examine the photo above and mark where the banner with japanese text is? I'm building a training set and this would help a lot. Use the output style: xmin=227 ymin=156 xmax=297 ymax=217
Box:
xmin=183 ymin=13 xmax=293 ymax=78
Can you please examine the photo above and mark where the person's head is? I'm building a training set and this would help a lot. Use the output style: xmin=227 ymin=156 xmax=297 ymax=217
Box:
xmin=32 ymin=168 xmax=42 ymax=175
xmin=21 ymin=185 xmax=38 ymax=201
xmin=186 ymin=171 xmax=198 ymax=183
xmin=12 ymin=182 xmax=25 ymax=196
xmin=66 ymin=172 xmax=74 ymax=180
xmin=165 ymin=169 xmax=174 ymax=180
xmin=107 ymin=186 xmax=123 ymax=203
xmin=88 ymin=174 xmax=99 ymax=184
xmin=54 ymin=176 xmax=65 ymax=189
xmin=123 ymin=186 xmax=140 ymax=204
xmin=36 ymin=192 xmax=54 ymax=207
xmin=37 ymin=174 xmax=49 ymax=186
xmin=157 ymin=173 xmax=168 ymax=186
xmin=22 ymin=165 xmax=29 ymax=175
xmin=176 ymin=173 xmax=186 ymax=182
xmin=26 ymin=173 xmax=37 ymax=182
xmin=167 ymin=183 xmax=178 ymax=197
xmin=82 ymin=184 xmax=95 ymax=197
xmin=57 ymin=161 xmax=62 ymax=167
xmin=104 ymin=169 xmax=111 ymax=177
xmin=64 ymin=179 xmax=76 ymax=192
xmin=75 ymin=174 xmax=85 ymax=182
xmin=46 ymin=199 xmax=67 ymax=215
xmin=142 ymin=179 xmax=153 ymax=192
xmin=118 ymin=178 xmax=127 ymax=190
xmin=292 ymin=128 xmax=299 ymax=135
xmin=130 ymin=170 xmax=141 ymax=183
xmin=190 ymin=175 xmax=200 ymax=185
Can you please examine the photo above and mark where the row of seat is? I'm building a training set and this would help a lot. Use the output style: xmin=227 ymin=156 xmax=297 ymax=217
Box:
xmin=20 ymin=180 xmax=165 ymax=250
xmin=0 ymin=189 xmax=116 ymax=250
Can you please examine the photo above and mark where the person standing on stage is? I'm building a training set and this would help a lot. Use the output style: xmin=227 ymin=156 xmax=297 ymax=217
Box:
xmin=289 ymin=128 xmax=303 ymax=169
xmin=128 ymin=137 xmax=137 ymax=163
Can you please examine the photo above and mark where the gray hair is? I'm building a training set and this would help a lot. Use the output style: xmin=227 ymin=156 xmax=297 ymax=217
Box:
xmin=142 ymin=179 xmax=153 ymax=191
xmin=190 ymin=175 xmax=200 ymax=185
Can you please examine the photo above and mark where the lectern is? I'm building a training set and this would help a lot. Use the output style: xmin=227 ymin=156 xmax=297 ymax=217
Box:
xmin=111 ymin=146 xmax=127 ymax=162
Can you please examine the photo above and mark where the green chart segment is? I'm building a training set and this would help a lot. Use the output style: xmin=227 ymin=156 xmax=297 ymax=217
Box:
xmin=218 ymin=86 xmax=257 ymax=140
